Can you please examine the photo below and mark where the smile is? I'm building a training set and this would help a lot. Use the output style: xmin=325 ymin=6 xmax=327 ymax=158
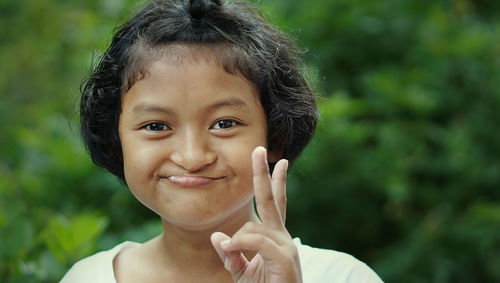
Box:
xmin=166 ymin=175 xmax=223 ymax=187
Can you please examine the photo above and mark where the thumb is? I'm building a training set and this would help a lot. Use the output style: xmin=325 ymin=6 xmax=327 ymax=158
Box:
xmin=210 ymin=232 xmax=248 ymax=278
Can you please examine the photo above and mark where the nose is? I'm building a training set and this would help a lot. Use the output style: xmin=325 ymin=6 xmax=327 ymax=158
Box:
xmin=169 ymin=129 xmax=216 ymax=172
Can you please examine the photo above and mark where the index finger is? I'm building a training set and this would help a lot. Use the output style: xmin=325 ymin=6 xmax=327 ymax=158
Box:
xmin=252 ymin=146 xmax=284 ymax=229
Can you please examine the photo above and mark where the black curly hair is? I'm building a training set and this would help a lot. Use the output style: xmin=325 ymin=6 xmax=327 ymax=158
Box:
xmin=80 ymin=0 xmax=318 ymax=182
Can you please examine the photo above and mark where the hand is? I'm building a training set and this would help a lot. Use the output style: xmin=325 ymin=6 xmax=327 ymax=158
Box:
xmin=210 ymin=146 xmax=303 ymax=283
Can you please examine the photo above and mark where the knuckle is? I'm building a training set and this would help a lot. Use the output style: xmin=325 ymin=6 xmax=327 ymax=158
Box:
xmin=256 ymin=168 xmax=269 ymax=175
xmin=254 ymin=165 xmax=269 ymax=176
xmin=263 ymin=193 xmax=274 ymax=203
xmin=242 ymin=221 xmax=259 ymax=232
xmin=254 ymin=234 xmax=266 ymax=244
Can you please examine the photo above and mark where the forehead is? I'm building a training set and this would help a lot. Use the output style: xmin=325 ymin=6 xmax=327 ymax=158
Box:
xmin=123 ymin=42 xmax=256 ymax=92
xmin=138 ymin=57 xmax=257 ymax=96
xmin=135 ymin=43 xmax=226 ymax=65
xmin=121 ymin=55 xmax=263 ymax=113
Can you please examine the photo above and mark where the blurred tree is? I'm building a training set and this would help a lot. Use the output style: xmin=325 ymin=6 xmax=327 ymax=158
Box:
xmin=262 ymin=0 xmax=500 ymax=281
xmin=1 ymin=0 xmax=499 ymax=282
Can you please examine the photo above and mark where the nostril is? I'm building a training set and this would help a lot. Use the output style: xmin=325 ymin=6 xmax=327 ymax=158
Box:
xmin=170 ymin=148 xmax=217 ymax=172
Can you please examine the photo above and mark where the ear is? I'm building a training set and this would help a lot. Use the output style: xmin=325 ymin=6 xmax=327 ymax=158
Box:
xmin=267 ymin=148 xmax=283 ymax=163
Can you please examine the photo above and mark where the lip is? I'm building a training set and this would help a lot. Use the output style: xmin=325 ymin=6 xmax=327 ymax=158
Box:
xmin=166 ymin=175 xmax=223 ymax=187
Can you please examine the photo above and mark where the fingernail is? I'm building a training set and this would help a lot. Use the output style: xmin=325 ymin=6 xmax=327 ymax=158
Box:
xmin=284 ymin=159 xmax=289 ymax=171
xmin=221 ymin=239 xmax=230 ymax=249
xmin=259 ymin=146 xmax=268 ymax=162
xmin=256 ymin=146 xmax=265 ymax=152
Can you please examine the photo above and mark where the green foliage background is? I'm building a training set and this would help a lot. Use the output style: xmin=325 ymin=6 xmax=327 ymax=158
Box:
xmin=1 ymin=0 xmax=499 ymax=282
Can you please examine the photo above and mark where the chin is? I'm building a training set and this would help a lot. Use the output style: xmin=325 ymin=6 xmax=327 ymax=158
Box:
xmin=159 ymin=201 xmax=255 ymax=233
xmin=160 ymin=214 xmax=231 ymax=232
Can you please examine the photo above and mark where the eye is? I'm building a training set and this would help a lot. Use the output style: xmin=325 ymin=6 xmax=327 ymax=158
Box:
xmin=144 ymin=122 xmax=170 ymax=131
xmin=211 ymin=119 xmax=238 ymax=130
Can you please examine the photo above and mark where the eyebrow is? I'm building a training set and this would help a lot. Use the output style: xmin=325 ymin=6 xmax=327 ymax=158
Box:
xmin=207 ymin=98 xmax=248 ymax=111
xmin=131 ymin=98 xmax=248 ymax=115
xmin=132 ymin=103 xmax=174 ymax=115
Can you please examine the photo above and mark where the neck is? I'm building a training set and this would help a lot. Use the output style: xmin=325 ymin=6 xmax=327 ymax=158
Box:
xmin=150 ymin=205 xmax=260 ymax=279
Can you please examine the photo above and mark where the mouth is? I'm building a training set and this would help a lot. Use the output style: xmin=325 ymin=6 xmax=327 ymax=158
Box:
xmin=164 ymin=175 xmax=224 ymax=187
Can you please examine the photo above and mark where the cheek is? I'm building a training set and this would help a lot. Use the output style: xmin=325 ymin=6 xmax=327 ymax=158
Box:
xmin=122 ymin=140 xmax=163 ymax=180
xmin=224 ymin=142 xmax=258 ymax=185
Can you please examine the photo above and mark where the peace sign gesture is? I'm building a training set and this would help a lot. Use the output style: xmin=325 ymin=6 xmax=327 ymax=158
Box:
xmin=211 ymin=146 xmax=303 ymax=283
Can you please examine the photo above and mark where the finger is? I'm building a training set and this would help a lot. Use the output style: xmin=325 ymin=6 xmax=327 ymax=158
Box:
xmin=230 ymin=221 xmax=291 ymax=247
xmin=252 ymin=146 xmax=283 ymax=229
xmin=225 ymin=250 xmax=247 ymax=278
xmin=271 ymin=159 xmax=288 ymax=224
xmin=245 ymin=253 xmax=263 ymax=277
xmin=220 ymin=232 xmax=289 ymax=262
xmin=221 ymin=231 xmax=302 ymax=282
xmin=210 ymin=232 xmax=248 ymax=279
xmin=210 ymin=232 xmax=231 ymax=262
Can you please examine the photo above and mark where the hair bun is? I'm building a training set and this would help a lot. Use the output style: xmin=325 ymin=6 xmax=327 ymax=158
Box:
xmin=189 ymin=0 xmax=222 ymax=20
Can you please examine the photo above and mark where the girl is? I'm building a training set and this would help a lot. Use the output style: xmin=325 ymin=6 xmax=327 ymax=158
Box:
xmin=61 ymin=0 xmax=382 ymax=282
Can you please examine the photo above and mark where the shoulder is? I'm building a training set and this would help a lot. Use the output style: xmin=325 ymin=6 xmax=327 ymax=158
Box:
xmin=293 ymin=238 xmax=383 ymax=283
xmin=59 ymin=241 xmax=140 ymax=283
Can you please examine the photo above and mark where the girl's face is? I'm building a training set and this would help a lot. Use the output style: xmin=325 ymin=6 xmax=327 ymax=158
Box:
xmin=119 ymin=55 xmax=275 ymax=232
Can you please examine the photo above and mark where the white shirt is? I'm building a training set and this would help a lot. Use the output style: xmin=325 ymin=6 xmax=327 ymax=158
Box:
xmin=60 ymin=238 xmax=383 ymax=282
